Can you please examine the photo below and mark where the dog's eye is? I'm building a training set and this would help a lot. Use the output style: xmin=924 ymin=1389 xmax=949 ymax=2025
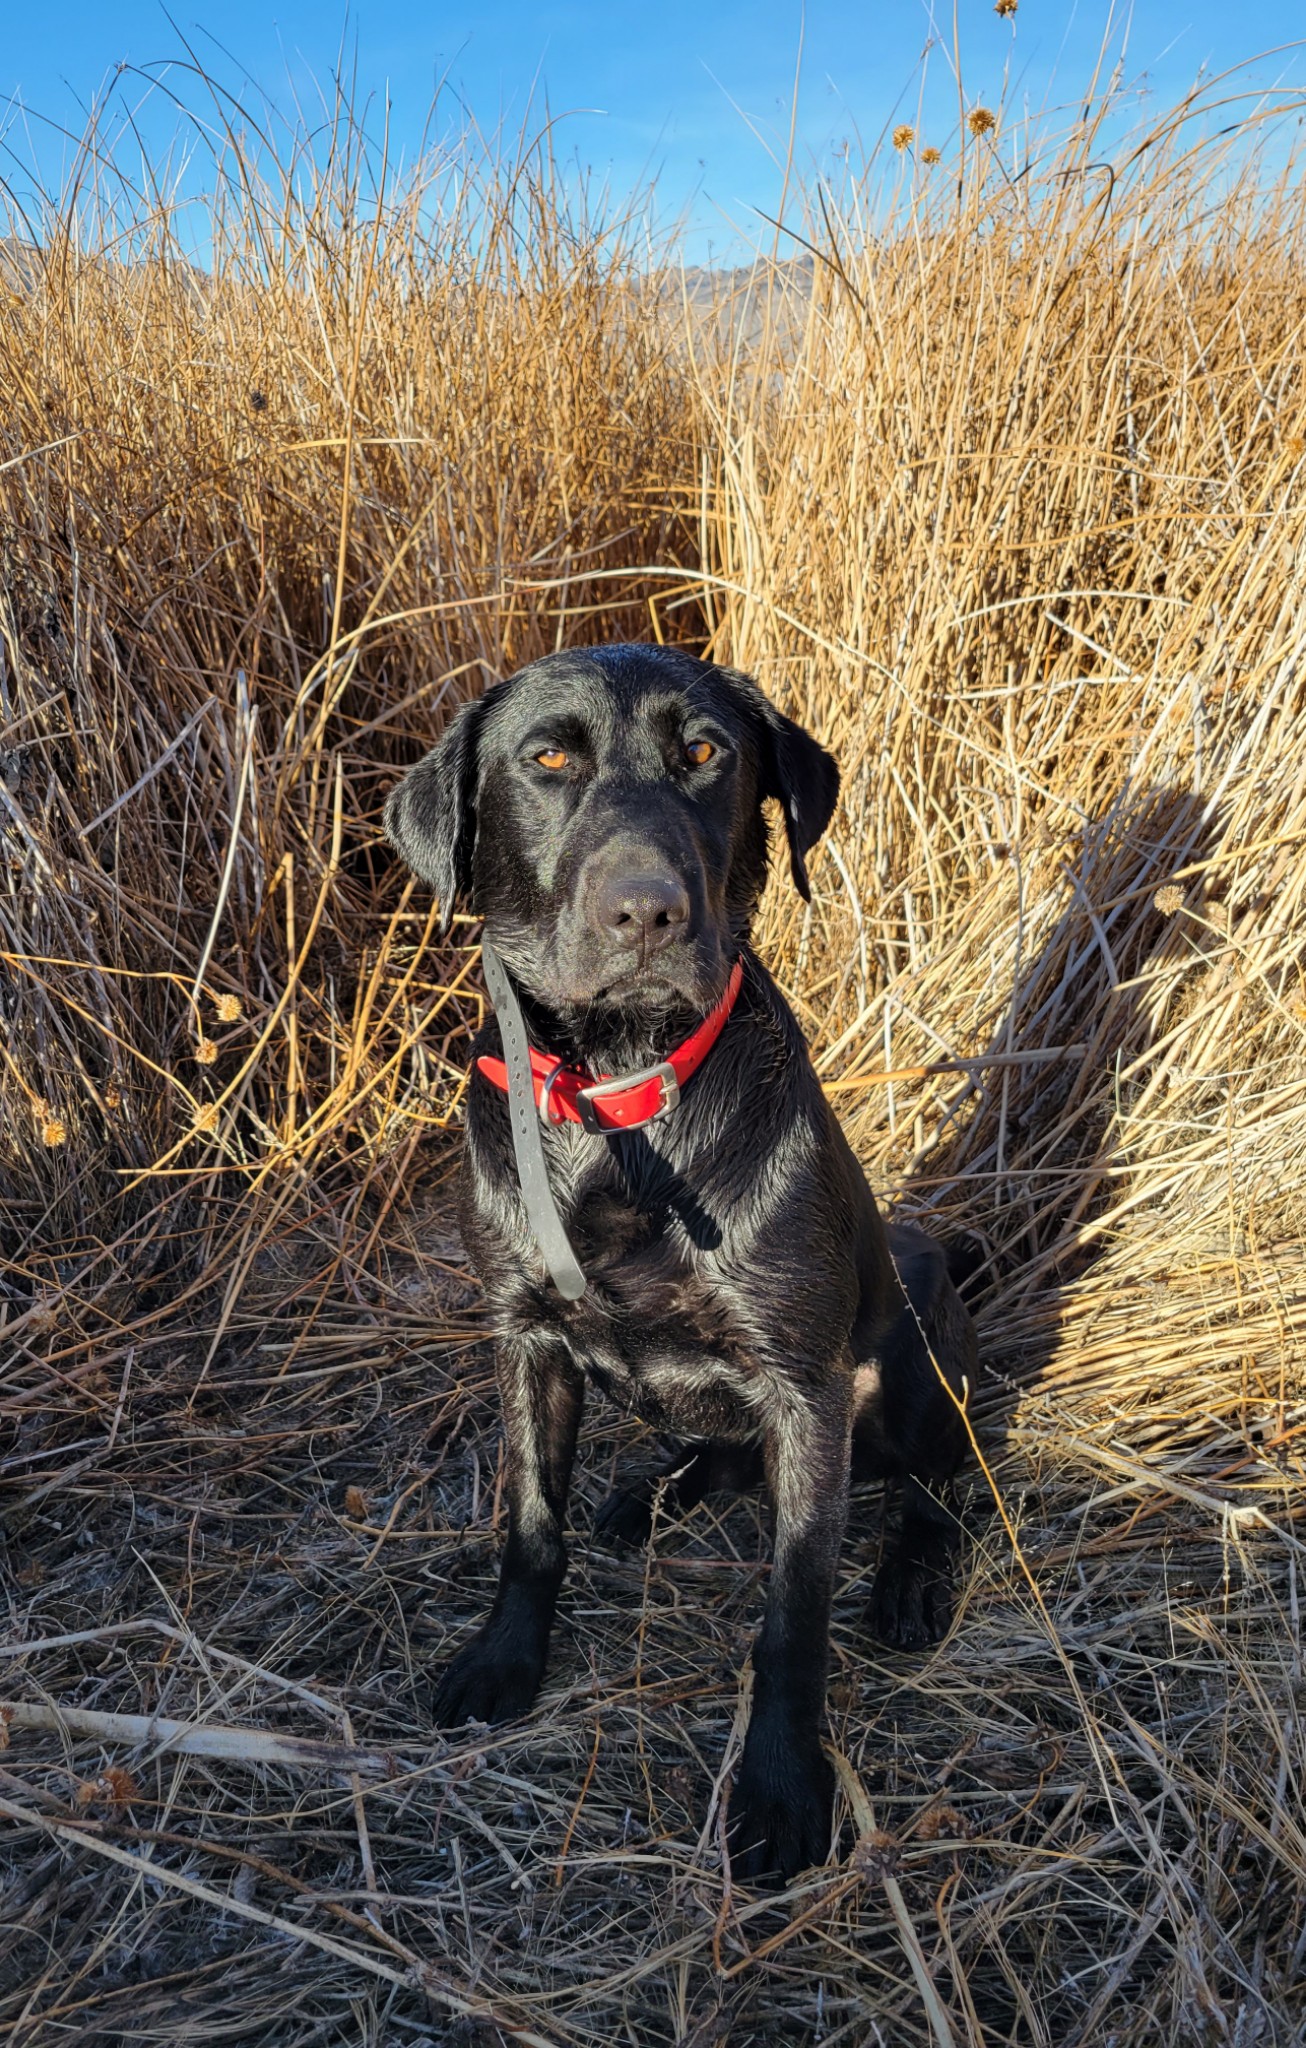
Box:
xmin=684 ymin=739 xmax=715 ymax=766
xmin=534 ymin=748 xmax=569 ymax=770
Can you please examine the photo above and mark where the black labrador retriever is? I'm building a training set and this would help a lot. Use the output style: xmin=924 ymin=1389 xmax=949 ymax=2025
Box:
xmin=386 ymin=643 xmax=977 ymax=1881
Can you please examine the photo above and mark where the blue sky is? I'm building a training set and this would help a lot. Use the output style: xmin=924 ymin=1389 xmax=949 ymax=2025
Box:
xmin=3 ymin=3 xmax=1304 ymax=260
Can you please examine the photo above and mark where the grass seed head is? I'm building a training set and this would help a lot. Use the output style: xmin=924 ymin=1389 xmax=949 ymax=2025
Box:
xmin=968 ymin=106 xmax=998 ymax=135
xmin=75 ymin=1768 xmax=140 ymax=1809
xmin=893 ymin=125 xmax=914 ymax=152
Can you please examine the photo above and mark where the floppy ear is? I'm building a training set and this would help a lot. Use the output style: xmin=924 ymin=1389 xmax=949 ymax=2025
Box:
xmin=384 ymin=696 xmax=483 ymax=925
xmin=720 ymin=669 xmax=840 ymax=900
xmin=764 ymin=706 xmax=841 ymax=899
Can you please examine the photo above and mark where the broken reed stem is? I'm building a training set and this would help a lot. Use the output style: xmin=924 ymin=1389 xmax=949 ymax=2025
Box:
xmin=0 ymin=1701 xmax=399 ymax=1778
xmin=829 ymin=1749 xmax=961 ymax=2048
xmin=823 ymin=1044 xmax=1089 ymax=1092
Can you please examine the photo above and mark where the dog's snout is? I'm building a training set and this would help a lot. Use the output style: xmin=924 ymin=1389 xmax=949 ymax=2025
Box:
xmin=594 ymin=870 xmax=690 ymax=953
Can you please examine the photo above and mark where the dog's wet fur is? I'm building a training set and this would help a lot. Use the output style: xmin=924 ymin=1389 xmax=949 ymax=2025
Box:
xmin=386 ymin=644 xmax=978 ymax=1882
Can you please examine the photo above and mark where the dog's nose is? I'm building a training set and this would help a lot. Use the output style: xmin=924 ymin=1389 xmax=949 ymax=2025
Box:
xmin=594 ymin=871 xmax=690 ymax=953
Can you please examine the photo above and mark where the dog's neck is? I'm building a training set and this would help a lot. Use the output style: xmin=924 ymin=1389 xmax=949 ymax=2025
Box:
xmin=515 ymin=972 xmax=745 ymax=1075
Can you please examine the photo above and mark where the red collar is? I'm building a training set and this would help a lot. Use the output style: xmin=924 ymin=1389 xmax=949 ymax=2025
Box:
xmin=475 ymin=958 xmax=744 ymax=1133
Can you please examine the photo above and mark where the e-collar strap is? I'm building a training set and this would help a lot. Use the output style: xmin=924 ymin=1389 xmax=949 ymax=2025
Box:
xmin=479 ymin=940 xmax=588 ymax=1301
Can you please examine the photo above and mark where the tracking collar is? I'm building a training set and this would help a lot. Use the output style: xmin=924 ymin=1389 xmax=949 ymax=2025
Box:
xmin=475 ymin=943 xmax=744 ymax=1299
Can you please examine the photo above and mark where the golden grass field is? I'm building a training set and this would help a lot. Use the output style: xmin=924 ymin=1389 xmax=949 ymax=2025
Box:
xmin=1 ymin=61 xmax=1304 ymax=2047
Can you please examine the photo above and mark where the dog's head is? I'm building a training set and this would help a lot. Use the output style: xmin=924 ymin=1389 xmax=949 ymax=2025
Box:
xmin=385 ymin=644 xmax=838 ymax=1018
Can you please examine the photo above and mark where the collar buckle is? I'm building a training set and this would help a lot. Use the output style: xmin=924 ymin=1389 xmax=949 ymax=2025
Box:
xmin=574 ymin=1059 xmax=680 ymax=1133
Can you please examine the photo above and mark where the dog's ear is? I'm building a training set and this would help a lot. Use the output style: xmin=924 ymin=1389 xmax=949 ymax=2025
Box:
xmin=384 ymin=696 xmax=483 ymax=925
xmin=720 ymin=668 xmax=840 ymax=900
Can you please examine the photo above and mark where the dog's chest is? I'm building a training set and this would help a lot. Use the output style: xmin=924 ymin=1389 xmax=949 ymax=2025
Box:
xmin=469 ymin=1094 xmax=810 ymax=1439
xmin=567 ymin=1300 xmax=765 ymax=1439
xmin=549 ymin=1174 xmax=770 ymax=1438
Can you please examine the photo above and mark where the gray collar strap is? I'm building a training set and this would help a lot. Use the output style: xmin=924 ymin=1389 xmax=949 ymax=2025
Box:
xmin=479 ymin=941 xmax=588 ymax=1301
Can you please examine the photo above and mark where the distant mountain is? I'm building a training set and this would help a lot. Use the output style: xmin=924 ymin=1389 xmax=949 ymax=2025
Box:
xmin=0 ymin=238 xmax=41 ymax=291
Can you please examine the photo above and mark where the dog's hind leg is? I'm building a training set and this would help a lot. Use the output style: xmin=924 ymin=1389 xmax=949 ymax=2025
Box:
xmin=594 ymin=1439 xmax=764 ymax=1547
xmin=432 ymin=1330 xmax=583 ymax=1727
xmin=867 ymin=1469 xmax=962 ymax=1650
xmin=856 ymin=1222 xmax=977 ymax=1651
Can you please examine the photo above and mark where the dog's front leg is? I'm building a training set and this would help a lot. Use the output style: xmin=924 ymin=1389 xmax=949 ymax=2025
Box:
xmin=727 ymin=1376 xmax=852 ymax=1882
xmin=433 ymin=1330 xmax=583 ymax=1728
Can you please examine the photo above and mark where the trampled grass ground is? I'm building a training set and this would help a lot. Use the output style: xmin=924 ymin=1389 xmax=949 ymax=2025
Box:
xmin=1 ymin=59 xmax=1304 ymax=2047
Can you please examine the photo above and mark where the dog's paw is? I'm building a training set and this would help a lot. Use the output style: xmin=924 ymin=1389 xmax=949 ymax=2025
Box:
xmin=431 ymin=1627 xmax=545 ymax=1728
xmin=867 ymin=1552 xmax=953 ymax=1651
xmin=726 ymin=1732 xmax=835 ymax=1885
xmin=593 ymin=1481 xmax=655 ymax=1548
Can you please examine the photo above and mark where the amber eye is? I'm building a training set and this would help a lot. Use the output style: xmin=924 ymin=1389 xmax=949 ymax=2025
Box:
xmin=535 ymin=748 xmax=568 ymax=770
xmin=684 ymin=739 xmax=715 ymax=766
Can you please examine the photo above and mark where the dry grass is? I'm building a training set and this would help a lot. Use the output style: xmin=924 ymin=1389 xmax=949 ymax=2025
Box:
xmin=1 ymin=60 xmax=1304 ymax=2048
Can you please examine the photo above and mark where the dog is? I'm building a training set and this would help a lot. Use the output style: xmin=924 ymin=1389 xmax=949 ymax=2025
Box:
xmin=386 ymin=643 xmax=977 ymax=1881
